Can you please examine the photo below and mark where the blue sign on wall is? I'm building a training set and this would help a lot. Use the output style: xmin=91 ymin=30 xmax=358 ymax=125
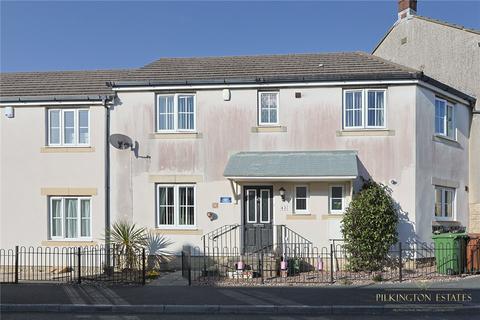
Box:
xmin=220 ymin=197 xmax=232 ymax=204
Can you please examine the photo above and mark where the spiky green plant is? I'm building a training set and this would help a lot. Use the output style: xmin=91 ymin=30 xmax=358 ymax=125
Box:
xmin=145 ymin=232 xmax=173 ymax=271
xmin=105 ymin=220 xmax=147 ymax=270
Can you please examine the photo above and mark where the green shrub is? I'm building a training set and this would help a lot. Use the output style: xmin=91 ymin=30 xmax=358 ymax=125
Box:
xmin=341 ymin=180 xmax=398 ymax=271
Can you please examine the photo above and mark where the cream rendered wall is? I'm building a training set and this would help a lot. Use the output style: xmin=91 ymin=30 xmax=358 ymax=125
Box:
xmin=0 ymin=105 xmax=106 ymax=249
xmin=373 ymin=16 xmax=480 ymax=231
xmin=110 ymin=85 xmax=418 ymax=251
xmin=415 ymin=87 xmax=471 ymax=243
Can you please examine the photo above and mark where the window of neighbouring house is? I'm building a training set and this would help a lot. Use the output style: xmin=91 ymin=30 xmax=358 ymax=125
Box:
xmin=156 ymin=94 xmax=195 ymax=132
xmin=48 ymin=109 xmax=90 ymax=146
xmin=434 ymin=186 xmax=455 ymax=220
xmin=156 ymin=184 xmax=196 ymax=228
xmin=49 ymin=197 xmax=91 ymax=239
xmin=343 ymin=89 xmax=386 ymax=129
xmin=258 ymin=92 xmax=279 ymax=126
xmin=294 ymin=185 xmax=309 ymax=214
xmin=435 ymin=98 xmax=455 ymax=139
xmin=330 ymin=185 xmax=344 ymax=213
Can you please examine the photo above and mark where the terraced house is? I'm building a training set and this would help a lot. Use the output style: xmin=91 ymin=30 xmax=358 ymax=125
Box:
xmin=0 ymin=51 xmax=476 ymax=255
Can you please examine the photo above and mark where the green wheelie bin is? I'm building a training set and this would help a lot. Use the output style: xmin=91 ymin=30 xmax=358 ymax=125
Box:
xmin=432 ymin=233 xmax=468 ymax=275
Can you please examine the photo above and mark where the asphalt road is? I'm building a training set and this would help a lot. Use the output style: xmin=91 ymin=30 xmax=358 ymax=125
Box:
xmin=0 ymin=313 xmax=476 ymax=320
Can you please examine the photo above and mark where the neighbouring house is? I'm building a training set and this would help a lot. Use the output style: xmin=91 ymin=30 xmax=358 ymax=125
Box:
xmin=373 ymin=0 xmax=480 ymax=232
xmin=0 ymin=51 xmax=476 ymax=255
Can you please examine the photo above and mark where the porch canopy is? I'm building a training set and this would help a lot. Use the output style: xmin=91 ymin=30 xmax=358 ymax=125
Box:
xmin=224 ymin=151 xmax=358 ymax=181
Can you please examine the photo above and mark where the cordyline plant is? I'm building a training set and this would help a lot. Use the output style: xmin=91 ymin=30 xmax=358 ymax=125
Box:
xmin=105 ymin=220 xmax=147 ymax=270
xmin=341 ymin=180 xmax=398 ymax=272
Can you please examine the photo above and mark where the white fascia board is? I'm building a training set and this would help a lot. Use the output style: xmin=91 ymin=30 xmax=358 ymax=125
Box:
xmin=0 ymin=100 xmax=105 ymax=107
xmin=112 ymin=80 xmax=420 ymax=92
xmin=226 ymin=176 xmax=357 ymax=181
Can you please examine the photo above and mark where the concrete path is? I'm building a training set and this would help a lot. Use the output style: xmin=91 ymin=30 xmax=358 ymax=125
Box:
xmin=147 ymin=271 xmax=188 ymax=286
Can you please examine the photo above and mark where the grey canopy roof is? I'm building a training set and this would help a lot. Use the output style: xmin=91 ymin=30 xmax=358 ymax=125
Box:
xmin=224 ymin=151 xmax=358 ymax=180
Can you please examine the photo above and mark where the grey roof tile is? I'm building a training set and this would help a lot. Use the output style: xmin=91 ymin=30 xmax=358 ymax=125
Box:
xmin=118 ymin=52 xmax=422 ymax=84
xmin=0 ymin=69 xmax=130 ymax=100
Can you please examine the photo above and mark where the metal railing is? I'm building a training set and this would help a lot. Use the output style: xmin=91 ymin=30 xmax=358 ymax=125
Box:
xmin=181 ymin=242 xmax=480 ymax=286
xmin=0 ymin=245 xmax=146 ymax=285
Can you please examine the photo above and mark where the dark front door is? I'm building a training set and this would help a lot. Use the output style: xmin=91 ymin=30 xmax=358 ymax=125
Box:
xmin=243 ymin=186 xmax=273 ymax=253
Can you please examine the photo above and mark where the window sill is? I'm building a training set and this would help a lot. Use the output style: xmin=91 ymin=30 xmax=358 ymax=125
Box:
xmin=286 ymin=214 xmax=316 ymax=220
xmin=41 ymin=146 xmax=95 ymax=153
xmin=321 ymin=214 xmax=344 ymax=220
xmin=336 ymin=129 xmax=394 ymax=137
xmin=432 ymin=135 xmax=461 ymax=148
xmin=154 ymin=228 xmax=203 ymax=235
xmin=251 ymin=126 xmax=287 ymax=133
xmin=149 ymin=132 xmax=202 ymax=139
xmin=41 ymin=240 xmax=96 ymax=246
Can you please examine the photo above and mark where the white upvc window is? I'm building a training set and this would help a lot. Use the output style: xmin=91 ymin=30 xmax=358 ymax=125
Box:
xmin=329 ymin=185 xmax=345 ymax=214
xmin=435 ymin=98 xmax=455 ymax=139
xmin=258 ymin=91 xmax=279 ymax=126
xmin=294 ymin=185 xmax=309 ymax=214
xmin=156 ymin=94 xmax=196 ymax=132
xmin=156 ymin=184 xmax=196 ymax=228
xmin=49 ymin=197 xmax=92 ymax=240
xmin=343 ymin=89 xmax=386 ymax=129
xmin=48 ymin=109 xmax=90 ymax=146
xmin=434 ymin=186 xmax=455 ymax=220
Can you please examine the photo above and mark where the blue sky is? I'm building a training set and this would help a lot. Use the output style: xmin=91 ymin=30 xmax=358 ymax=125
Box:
xmin=1 ymin=1 xmax=479 ymax=72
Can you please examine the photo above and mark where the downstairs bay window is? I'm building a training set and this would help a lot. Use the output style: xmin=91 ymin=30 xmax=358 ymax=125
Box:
xmin=49 ymin=197 xmax=91 ymax=240
xmin=156 ymin=184 xmax=196 ymax=228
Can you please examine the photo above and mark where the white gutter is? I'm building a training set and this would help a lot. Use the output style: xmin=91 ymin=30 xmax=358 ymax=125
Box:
xmin=0 ymin=100 xmax=107 ymax=107
xmin=226 ymin=176 xmax=357 ymax=181
xmin=111 ymin=79 xmax=420 ymax=92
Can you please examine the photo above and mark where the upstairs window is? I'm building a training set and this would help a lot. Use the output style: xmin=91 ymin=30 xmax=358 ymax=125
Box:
xmin=156 ymin=94 xmax=196 ymax=132
xmin=48 ymin=109 xmax=90 ymax=146
xmin=434 ymin=186 xmax=455 ymax=220
xmin=258 ymin=92 xmax=279 ymax=125
xmin=435 ymin=98 xmax=455 ymax=139
xmin=343 ymin=89 xmax=386 ymax=129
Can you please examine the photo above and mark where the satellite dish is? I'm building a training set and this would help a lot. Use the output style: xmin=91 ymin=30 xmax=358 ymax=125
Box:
xmin=109 ymin=134 xmax=133 ymax=150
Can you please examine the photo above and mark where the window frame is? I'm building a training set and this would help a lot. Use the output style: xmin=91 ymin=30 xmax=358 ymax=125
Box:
xmin=47 ymin=108 xmax=90 ymax=147
xmin=258 ymin=91 xmax=280 ymax=126
xmin=156 ymin=94 xmax=196 ymax=133
xmin=434 ymin=186 xmax=456 ymax=221
xmin=329 ymin=185 xmax=345 ymax=214
xmin=294 ymin=185 xmax=309 ymax=214
xmin=434 ymin=97 xmax=456 ymax=140
xmin=343 ymin=89 xmax=387 ymax=130
xmin=156 ymin=184 xmax=197 ymax=229
xmin=49 ymin=196 xmax=92 ymax=241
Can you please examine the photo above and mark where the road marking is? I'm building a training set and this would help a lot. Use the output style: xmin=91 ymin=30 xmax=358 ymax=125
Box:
xmin=242 ymin=290 xmax=301 ymax=305
xmin=63 ymin=285 xmax=86 ymax=305
xmin=97 ymin=286 xmax=130 ymax=305
xmin=219 ymin=289 xmax=271 ymax=305
xmin=81 ymin=286 xmax=111 ymax=304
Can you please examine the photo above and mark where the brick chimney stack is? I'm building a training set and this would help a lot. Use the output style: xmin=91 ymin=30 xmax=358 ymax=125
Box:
xmin=398 ymin=0 xmax=417 ymax=20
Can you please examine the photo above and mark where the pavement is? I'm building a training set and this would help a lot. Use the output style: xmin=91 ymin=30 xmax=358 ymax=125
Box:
xmin=2 ymin=275 xmax=480 ymax=315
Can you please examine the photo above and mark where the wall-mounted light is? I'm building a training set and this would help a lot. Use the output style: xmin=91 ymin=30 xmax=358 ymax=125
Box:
xmin=279 ymin=187 xmax=286 ymax=202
